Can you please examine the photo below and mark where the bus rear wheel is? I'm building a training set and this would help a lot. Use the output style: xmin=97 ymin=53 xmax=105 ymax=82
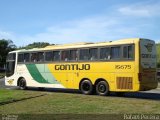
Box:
xmin=18 ymin=78 xmax=27 ymax=90
xmin=96 ymin=81 xmax=109 ymax=96
xmin=80 ymin=80 xmax=93 ymax=95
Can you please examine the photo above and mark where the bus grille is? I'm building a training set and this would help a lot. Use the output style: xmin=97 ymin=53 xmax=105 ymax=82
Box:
xmin=116 ymin=77 xmax=133 ymax=89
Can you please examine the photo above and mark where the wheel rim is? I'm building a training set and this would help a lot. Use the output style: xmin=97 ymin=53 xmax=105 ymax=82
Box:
xmin=83 ymin=83 xmax=90 ymax=91
xmin=20 ymin=80 xmax=25 ymax=88
xmin=98 ymin=84 xmax=106 ymax=93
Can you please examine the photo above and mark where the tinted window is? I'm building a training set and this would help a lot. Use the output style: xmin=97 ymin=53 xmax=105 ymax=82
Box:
xmin=31 ymin=53 xmax=37 ymax=62
xmin=90 ymin=48 xmax=98 ymax=60
xmin=37 ymin=52 xmax=44 ymax=62
xmin=7 ymin=53 xmax=16 ymax=60
xmin=18 ymin=54 xmax=24 ymax=62
xmin=128 ymin=46 xmax=133 ymax=59
xmin=24 ymin=53 xmax=30 ymax=62
xmin=79 ymin=49 xmax=89 ymax=60
xmin=53 ymin=51 xmax=60 ymax=61
xmin=70 ymin=50 xmax=77 ymax=61
xmin=123 ymin=46 xmax=128 ymax=58
xmin=6 ymin=61 xmax=15 ymax=77
xmin=123 ymin=45 xmax=134 ymax=59
xmin=6 ymin=53 xmax=16 ymax=76
xmin=61 ymin=50 xmax=70 ymax=61
xmin=100 ymin=48 xmax=110 ymax=60
xmin=45 ymin=51 xmax=53 ymax=61
xmin=111 ymin=47 xmax=120 ymax=59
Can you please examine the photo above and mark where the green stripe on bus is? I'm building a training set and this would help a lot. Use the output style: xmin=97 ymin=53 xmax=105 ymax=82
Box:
xmin=26 ymin=64 xmax=49 ymax=83
xmin=36 ymin=64 xmax=59 ymax=84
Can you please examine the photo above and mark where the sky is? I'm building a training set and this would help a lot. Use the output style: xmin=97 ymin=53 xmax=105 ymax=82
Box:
xmin=0 ymin=0 xmax=160 ymax=46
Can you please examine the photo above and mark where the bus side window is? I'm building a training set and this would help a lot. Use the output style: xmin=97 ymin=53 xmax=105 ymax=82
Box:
xmin=61 ymin=50 xmax=70 ymax=61
xmin=31 ymin=53 xmax=37 ymax=62
xmin=37 ymin=52 xmax=44 ymax=62
xmin=100 ymin=48 xmax=110 ymax=60
xmin=79 ymin=49 xmax=89 ymax=60
xmin=123 ymin=45 xmax=133 ymax=59
xmin=111 ymin=46 xmax=120 ymax=59
xmin=18 ymin=54 xmax=24 ymax=62
xmin=45 ymin=51 xmax=53 ymax=61
xmin=123 ymin=46 xmax=128 ymax=58
xmin=70 ymin=50 xmax=77 ymax=61
xmin=89 ymin=48 xmax=98 ymax=60
xmin=53 ymin=51 xmax=60 ymax=61
xmin=128 ymin=45 xmax=133 ymax=59
xmin=24 ymin=53 xmax=30 ymax=62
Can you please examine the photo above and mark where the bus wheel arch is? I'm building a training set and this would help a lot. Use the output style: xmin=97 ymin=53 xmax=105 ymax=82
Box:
xmin=95 ymin=78 xmax=110 ymax=96
xmin=79 ymin=78 xmax=93 ymax=95
xmin=17 ymin=77 xmax=27 ymax=90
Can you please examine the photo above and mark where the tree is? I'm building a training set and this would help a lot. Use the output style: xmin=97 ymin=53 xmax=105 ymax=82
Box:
xmin=19 ymin=42 xmax=51 ymax=49
xmin=0 ymin=39 xmax=16 ymax=68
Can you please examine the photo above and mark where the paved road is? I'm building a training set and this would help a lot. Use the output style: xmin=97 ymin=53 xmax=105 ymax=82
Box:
xmin=1 ymin=77 xmax=160 ymax=100
xmin=0 ymin=77 xmax=5 ymax=88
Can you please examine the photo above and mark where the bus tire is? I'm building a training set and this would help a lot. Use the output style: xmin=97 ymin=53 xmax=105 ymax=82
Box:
xmin=38 ymin=87 xmax=45 ymax=91
xmin=19 ymin=78 xmax=27 ymax=90
xmin=80 ymin=79 xmax=93 ymax=95
xmin=96 ymin=81 xmax=109 ymax=96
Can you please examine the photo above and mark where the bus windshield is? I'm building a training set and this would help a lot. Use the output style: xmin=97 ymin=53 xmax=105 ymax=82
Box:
xmin=140 ymin=39 xmax=156 ymax=69
xmin=6 ymin=53 xmax=16 ymax=77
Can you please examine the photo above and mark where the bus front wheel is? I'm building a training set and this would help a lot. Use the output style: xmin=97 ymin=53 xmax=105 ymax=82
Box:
xmin=96 ymin=81 xmax=109 ymax=96
xmin=80 ymin=80 xmax=93 ymax=95
xmin=18 ymin=78 xmax=27 ymax=90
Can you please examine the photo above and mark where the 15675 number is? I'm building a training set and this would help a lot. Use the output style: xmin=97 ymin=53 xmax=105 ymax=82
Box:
xmin=115 ymin=65 xmax=131 ymax=69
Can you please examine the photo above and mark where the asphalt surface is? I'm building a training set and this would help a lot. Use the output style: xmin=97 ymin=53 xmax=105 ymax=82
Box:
xmin=0 ymin=77 xmax=5 ymax=88
xmin=1 ymin=77 xmax=160 ymax=100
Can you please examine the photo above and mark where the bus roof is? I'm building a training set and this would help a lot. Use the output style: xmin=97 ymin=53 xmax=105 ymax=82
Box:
xmin=9 ymin=38 xmax=142 ymax=53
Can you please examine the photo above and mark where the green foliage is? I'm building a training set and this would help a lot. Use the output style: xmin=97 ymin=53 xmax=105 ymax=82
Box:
xmin=19 ymin=42 xmax=51 ymax=49
xmin=0 ymin=39 xmax=16 ymax=68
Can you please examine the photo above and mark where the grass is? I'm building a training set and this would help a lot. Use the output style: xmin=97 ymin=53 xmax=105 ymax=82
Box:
xmin=0 ymin=89 xmax=46 ymax=104
xmin=0 ymin=89 xmax=160 ymax=115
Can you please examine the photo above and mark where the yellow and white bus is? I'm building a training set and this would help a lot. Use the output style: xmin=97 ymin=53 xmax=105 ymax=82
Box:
xmin=5 ymin=38 xmax=158 ymax=96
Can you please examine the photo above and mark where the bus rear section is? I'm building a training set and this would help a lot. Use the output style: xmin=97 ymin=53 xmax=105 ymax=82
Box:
xmin=139 ymin=39 xmax=158 ymax=91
